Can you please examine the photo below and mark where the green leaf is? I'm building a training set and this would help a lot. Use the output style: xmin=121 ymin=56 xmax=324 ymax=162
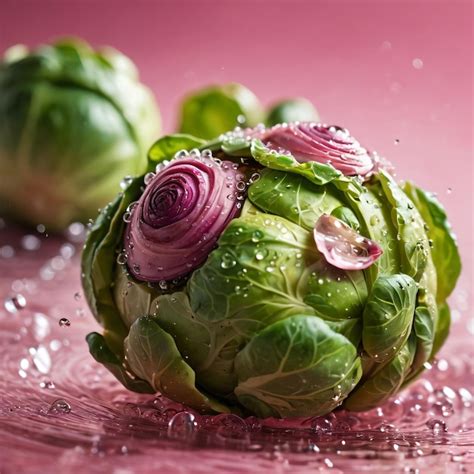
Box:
xmin=251 ymin=139 xmax=361 ymax=193
xmin=344 ymin=335 xmax=416 ymax=411
xmin=408 ymin=305 xmax=435 ymax=377
xmin=125 ymin=315 xmax=230 ymax=414
xmin=266 ymin=98 xmax=319 ymax=126
xmin=248 ymin=168 xmax=345 ymax=231
xmin=154 ymin=291 xmax=242 ymax=398
xmin=187 ymin=210 xmax=367 ymax=394
xmin=403 ymin=182 xmax=461 ymax=302
xmin=234 ymin=315 xmax=362 ymax=418
xmin=178 ymin=83 xmax=264 ymax=140
xmin=113 ymin=264 xmax=159 ymax=328
xmin=377 ymin=171 xmax=430 ymax=282
xmin=344 ymin=181 xmax=402 ymax=284
xmin=81 ymin=176 xmax=142 ymax=355
xmin=86 ymin=332 xmax=154 ymax=394
xmin=147 ymin=133 xmax=205 ymax=169
xmin=362 ymin=274 xmax=417 ymax=364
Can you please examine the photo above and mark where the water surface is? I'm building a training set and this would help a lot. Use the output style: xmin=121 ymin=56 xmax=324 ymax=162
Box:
xmin=0 ymin=225 xmax=472 ymax=473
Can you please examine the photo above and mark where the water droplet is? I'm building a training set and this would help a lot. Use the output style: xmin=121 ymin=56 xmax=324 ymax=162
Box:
xmin=412 ymin=58 xmax=424 ymax=69
xmin=369 ymin=215 xmax=380 ymax=226
xmin=21 ymin=234 xmax=41 ymax=251
xmin=58 ymin=318 xmax=70 ymax=327
xmin=60 ymin=243 xmax=75 ymax=259
xmin=0 ymin=245 xmax=15 ymax=258
xmin=74 ymin=292 xmax=81 ymax=301
xmin=310 ymin=416 xmax=333 ymax=435
xmin=123 ymin=212 xmax=132 ymax=223
xmin=236 ymin=181 xmax=246 ymax=192
xmin=67 ymin=222 xmax=86 ymax=242
xmin=221 ymin=253 xmax=237 ymax=269
xmin=251 ymin=230 xmax=263 ymax=242
xmin=48 ymin=399 xmax=71 ymax=415
xmin=458 ymin=387 xmax=472 ymax=407
xmin=394 ymin=138 xmax=400 ymax=145
xmin=255 ymin=248 xmax=268 ymax=261
xmin=201 ymin=149 xmax=213 ymax=158
xmin=159 ymin=280 xmax=168 ymax=290
xmin=426 ymin=419 xmax=447 ymax=435
xmin=120 ymin=175 xmax=133 ymax=190
xmin=117 ymin=252 xmax=128 ymax=265
xmin=39 ymin=380 xmax=55 ymax=389
xmin=173 ymin=149 xmax=189 ymax=160
xmin=167 ymin=411 xmax=196 ymax=440
xmin=144 ymin=172 xmax=156 ymax=185
xmin=216 ymin=414 xmax=249 ymax=443
xmin=324 ymin=458 xmax=334 ymax=468
xmin=4 ymin=294 xmax=26 ymax=313
xmin=431 ymin=400 xmax=454 ymax=418
xmin=237 ymin=114 xmax=246 ymax=124
xmin=249 ymin=172 xmax=261 ymax=183
xmin=446 ymin=187 xmax=452 ymax=194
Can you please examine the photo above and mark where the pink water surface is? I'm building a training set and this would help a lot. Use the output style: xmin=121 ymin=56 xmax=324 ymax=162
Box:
xmin=0 ymin=0 xmax=473 ymax=472
xmin=0 ymin=225 xmax=472 ymax=473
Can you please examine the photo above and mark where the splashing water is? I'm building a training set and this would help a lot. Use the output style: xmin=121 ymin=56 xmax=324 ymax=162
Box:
xmin=0 ymin=223 xmax=472 ymax=473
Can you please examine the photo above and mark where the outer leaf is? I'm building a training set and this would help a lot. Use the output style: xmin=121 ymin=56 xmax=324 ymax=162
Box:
xmin=362 ymin=274 xmax=417 ymax=364
xmin=377 ymin=171 xmax=430 ymax=282
xmin=406 ymin=305 xmax=435 ymax=380
xmin=344 ymin=335 xmax=416 ymax=411
xmin=125 ymin=315 xmax=230 ymax=414
xmin=81 ymin=176 xmax=142 ymax=355
xmin=251 ymin=139 xmax=362 ymax=194
xmin=248 ymin=168 xmax=345 ymax=231
xmin=113 ymin=264 xmax=158 ymax=328
xmin=403 ymin=182 xmax=461 ymax=302
xmin=86 ymin=332 xmax=154 ymax=394
xmin=147 ymin=133 xmax=204 ymax=169
xmin=234 ymin=315 xmax=362 ymax=418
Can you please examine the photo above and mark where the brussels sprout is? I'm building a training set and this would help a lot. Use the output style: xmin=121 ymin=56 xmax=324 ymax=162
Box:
xmin=0 ymin=38 xmax=160 ymax=231
xmin=178 ymin=83 xmax=264 ymax=140
xmin=266 ymin=98 xmax=319 ymax=126
xmin=177 ymin=83 xmax=320 ymax=140
xmin=82 ymin=122 xmax=460 ymax=418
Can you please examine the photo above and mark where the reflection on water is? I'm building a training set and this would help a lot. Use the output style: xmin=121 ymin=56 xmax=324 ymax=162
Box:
xmin=0 ymin=225 xmax=472 ymax=473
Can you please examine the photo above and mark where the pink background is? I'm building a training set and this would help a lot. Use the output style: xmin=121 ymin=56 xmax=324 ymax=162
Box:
xmin=1 ymin=0 xmax=472 ymax=284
